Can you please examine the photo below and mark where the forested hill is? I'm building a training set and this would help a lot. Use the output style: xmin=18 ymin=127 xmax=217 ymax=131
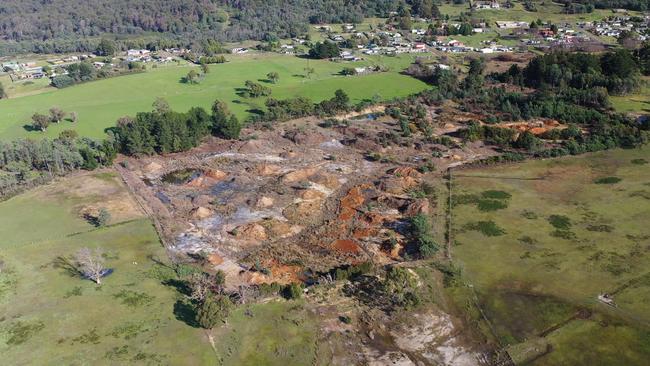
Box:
xmin=556 ymin=0 xmax=648 ymax=12
xmin=0 ymin=0 xmax=402 ymax=53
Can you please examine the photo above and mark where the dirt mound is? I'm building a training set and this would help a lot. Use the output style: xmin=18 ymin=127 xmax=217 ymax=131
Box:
xmin=255 ymin=196 xmax=275 ymax=208
xmin=254 ymin=164 xmax=281 ymax=176
xmin=234 ymin=222 xmax=268 ymax=241
xmin=338 ymin=186 xmax=368 ymax=221
xmin=310 ymin=172 xmax=341 ymax=190
xmin=388 ymin=167 xmax=422 ymax=178
xmin=282 ymin=167 xmax=319 ymax=184
xmin=331 ymin=239 xmax=362 ymax=254
xmin=192 ymin=194 xmax=213 ymax=207
xmin=301 ymin=189 xmax=326 ymax=200
xmin=261 ymin=219 xmax=295 ymax=239
xmin=191 ymin=206 xmax=213 ymax=219
xmin=379 ymin=176 xmax=419 ymax=195
xmin=204 ymin=169 xmax=228 ymax=180
xmin=143 ymin=161 xmax=163 ymax=174
xmin=238 ymin=139 xmax=272 ymax=153
xmin=284 ymin=129 xmax=327 ymax=145
xmin=208 ymin=253 xmax=224 ymax=265
xmin=283 ymin=199 xmax=323 ymax=223
xmin=404 ymin=199 xmax=430 ymax=217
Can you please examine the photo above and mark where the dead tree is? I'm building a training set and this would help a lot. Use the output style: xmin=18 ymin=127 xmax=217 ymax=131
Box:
xmin=74 ymin=247 xmax=106 ymax=284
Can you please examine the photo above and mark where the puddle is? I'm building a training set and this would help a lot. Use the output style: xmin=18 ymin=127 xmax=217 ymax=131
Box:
xmin=208 ymin=152 xmax=284 ymax=162
xmin=155 ymin=191 xmax=171 ymax=204
xmin=162 ymin=168 xmax=201 ymax=184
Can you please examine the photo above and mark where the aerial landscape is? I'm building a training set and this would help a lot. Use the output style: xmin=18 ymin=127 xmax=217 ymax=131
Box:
xmin=0 ymin=0 xmax=649 ymax=365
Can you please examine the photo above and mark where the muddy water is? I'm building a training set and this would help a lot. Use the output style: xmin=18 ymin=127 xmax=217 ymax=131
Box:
xmin=161 ymin=168 xmax=201 ymax=184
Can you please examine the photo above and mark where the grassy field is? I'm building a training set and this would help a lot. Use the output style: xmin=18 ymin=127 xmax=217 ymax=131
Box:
xmin=0 ymin=53 xmax=427 ymax=140
xmin=611 ymin=79 xmax=650 ymax=114
xmin=450 ymin=146 xmax=650 ymax=365
xmin=439 ymin=2 xmax=634 ymax=23
xmin=0 ymin=170 xmax=321 ymax=365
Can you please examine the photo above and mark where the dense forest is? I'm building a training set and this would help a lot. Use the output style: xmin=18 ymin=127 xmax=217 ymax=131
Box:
xmin=0 ymin=0 xmax=403 ymax=54
xmin=557 ymin=0 xmax=648 ymax=12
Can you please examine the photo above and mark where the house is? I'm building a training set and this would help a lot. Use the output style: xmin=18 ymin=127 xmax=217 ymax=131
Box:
xmin=314 ymin=25 xmax=332 ymax=32
xmin=473 ymin=1 xmax=500 ymax=9
xmin=496 ymin=21 xmax=529 ymax=29
xmin=127 ymin=49 xmax=150 ymax=56
xmin=1 ymin=62 xmax=21 ymax=72
xmin=231 ymin=47 xmax=249 ymax=54
xmin=343 ymin=24 xmax=355 ymax=32
xmin=539 ymin=28 xmax=555 ymax=37
xmin=354 ymin=67 xmax=367 ymax=74
xmin=93 ymin=62 xmax=106 ymax=69
xmin=413 ymin=43 xmax=427 ymax=52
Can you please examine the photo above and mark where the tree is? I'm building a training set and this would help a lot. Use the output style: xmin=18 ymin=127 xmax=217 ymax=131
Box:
xmin=32 ymin=113 xmax=50 ymax=131
xmin=383 ymin=267 xmax=420 ymax=308
xmin=220 ymin=115 xmax=241 ymax=140
xmin=185 ymin=69 xmax=200 ymax=84
xmin=49 ymin=107 xmax=65 ymax=123
xmin=211 ymin=99 xmax=230 ymax=127
xmin=304 ymin=67 xmax=315 ymax=79
xmin=153 ymin=97 xmax=170 ymax=113
xmin=0 ymin=81 xmax=6 ymax=99
xmin=96 ymin=38 xmax=117 ymax=56
xmin=266 ymin=71 xmax=279 ymax=83
xmin=341 ymin=67 xmax=356 ymax=76
xmin=196 ymin=294 xmax=233 ymax=329
xmin=69 ymin=111 xmax=78 ymax=123
xmin=59 ymin=129 xmax=79 ymax=140
xmin=74 ymin=247 xmax=106 ymax=284
xmin=243 ymin=80 xmax=271 ymax=97
xmin=282 ymin=283 xmax=303 ymax=299
xmin=308 ymin=41 xmax=340 ymax=59
xmin=96 ymin=208 xmax=111 ymax=227
xmin=635 ymin=42 xmax=650 ymax=76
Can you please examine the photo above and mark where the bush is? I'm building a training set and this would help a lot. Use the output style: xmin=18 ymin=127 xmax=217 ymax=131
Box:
xmin=477 ymin=199 xmax=508 ymax=212
xmin=463 ymin=221 xmax=506 ymax=236
xmin=333 ymin=262 xmax=373 ymax=281
xmin=481 ymin=190 xmax=511 ymax=199
xmin=411 ymin=214 xmax=439 ymax=257
xmin=548 ymin=215 xmax=571 ymax=230
xmin=594 ymin=176 xmax=622 ymax=184
xmin=282 ymin=283 xmax=303 ymax=300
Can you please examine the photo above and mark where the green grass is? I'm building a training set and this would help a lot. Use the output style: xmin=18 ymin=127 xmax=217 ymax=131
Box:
xmin=439 ymin=2 xmax=636 ymax=23
xmin=0 ymin=172 xmax=214 ymax=364
xmin=451 ymin=146 xmax=650 ymax=364
xmin=0 ymin=170 xmax=322 ymax=364
xmin=611 ymin=80 xmax=650 ymax=114
xmin=0 ymin=53 xmax=427 ymax=140
xmin=211 ymin=301 xmax=319 ymax=365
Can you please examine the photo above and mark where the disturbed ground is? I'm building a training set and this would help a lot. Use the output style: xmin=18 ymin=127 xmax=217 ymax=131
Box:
xmin=116 ymin=110 xmax=498 ymax=364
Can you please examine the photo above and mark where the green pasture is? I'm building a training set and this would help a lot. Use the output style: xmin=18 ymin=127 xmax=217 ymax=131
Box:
xmin=611 ymin=80 xmax=650 ymax=114
xmin=450 ymin=146 xmax=650 ymax=365
xmin=439 ymin=2 xmax=633 ymax=23
xmin=0 ymin=171 xmax=322 ymax=365
xmin=0 ymin=53 xmax=427 ymax=140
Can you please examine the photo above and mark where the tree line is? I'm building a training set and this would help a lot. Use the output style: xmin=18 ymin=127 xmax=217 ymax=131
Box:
xmin=0 ymin=0 xmax=404 ymax=55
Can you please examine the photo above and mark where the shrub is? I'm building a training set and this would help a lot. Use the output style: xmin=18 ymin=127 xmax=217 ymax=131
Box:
xmin=411 ymin=213 xmax=439 ymax=257
xmin=481 ymin=190 xmax=511 ymax=200
xmin=282 ymin=283 xmax=303 ymax=300
xmin=477 ymin=199 xmax=508 ymax=212
xmin=631 ymin=158 xmax=648 ymax=165
xmin=594 ymin=176 xmax=622 ymax=184
xmin=548 ymin=215 xmax=571 ymax=230
xmin=463 ymin=221 xmax=506 ymax=236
